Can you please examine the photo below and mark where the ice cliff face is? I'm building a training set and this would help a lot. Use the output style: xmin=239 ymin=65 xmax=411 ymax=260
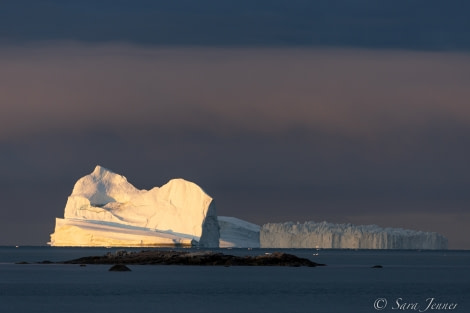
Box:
xmin=260 ymin=221 xmax=448 ymax=249
xmin=50 ymin=166 xmax=220 ymax=247
xmin=218 ymin=216 xmax=260 ymax=248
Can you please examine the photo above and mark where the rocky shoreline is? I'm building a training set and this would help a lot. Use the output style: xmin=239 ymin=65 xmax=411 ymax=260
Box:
xmin=62 ymin=250 xmax=325 ymax=267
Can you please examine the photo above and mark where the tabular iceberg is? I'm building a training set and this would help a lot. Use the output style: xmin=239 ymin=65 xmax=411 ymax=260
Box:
xmin=260 ymin=221 xmax=448 ymax=249
xmin=50 ymin=166 xmax=220 ymax=247
xmin=218 ymin=216 xmax=260 ymax=248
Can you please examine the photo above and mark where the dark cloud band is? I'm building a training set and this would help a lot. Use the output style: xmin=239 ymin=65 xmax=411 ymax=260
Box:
xmin=1 ymin=44 xmax=470 ymax=139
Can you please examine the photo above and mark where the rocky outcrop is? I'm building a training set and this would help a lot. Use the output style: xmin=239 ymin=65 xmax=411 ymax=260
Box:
xmin=109 ymin=264 xmax=132 ymax=271
xmin=63 ymin=250 xmax=325 ymax=267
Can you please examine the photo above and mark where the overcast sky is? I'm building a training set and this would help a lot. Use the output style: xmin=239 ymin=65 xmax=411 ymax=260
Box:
xmin=1 ymin=1 xmax=469 ymax=248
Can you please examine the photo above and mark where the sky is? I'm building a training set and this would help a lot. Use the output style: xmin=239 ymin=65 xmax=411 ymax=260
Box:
xmin=1 ymin=1 xmax=469 ymax=248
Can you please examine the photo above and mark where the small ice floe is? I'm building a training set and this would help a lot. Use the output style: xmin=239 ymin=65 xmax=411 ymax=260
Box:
xmin=264 ymin=252 xmax=272 ymax=255
xmin=312 ymin=253 xmax=319 ymax=256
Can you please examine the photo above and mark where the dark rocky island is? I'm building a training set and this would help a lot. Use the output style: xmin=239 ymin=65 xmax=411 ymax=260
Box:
xmin=108 ymin=264 xmax=132 ymax=271
xmin=62 ymin=250 xmax=325 ymax=267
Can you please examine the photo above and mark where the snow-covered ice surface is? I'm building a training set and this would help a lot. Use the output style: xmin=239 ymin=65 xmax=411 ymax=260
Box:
xmin=1 ymin=247 xmax=469 ymax=313
xmin=50 ymin=166 xmax=219 ymax=247
xmin=261 ymin=221 xmax=448 ymax=249
xmin=218 ymin=216 xmax=260 ymax=248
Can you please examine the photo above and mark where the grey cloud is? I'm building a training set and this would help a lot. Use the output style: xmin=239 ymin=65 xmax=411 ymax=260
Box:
xmin=1 ymin=44 xmax=469 ymax=248
xmin=1 ymin=1 xmax=469 ymax=50
xmin=1 ymin=44 xmax=470 ymax=139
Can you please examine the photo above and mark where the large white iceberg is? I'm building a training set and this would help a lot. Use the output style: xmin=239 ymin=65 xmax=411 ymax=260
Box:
xmin=260 ymin=221 xmax=448 ymax=249
xmin=50 ymin=166 xmax=220 ymax=247
xmin=49 ymin=166 xmax=449 ymax=250
xmin=218 ymin=216 xmax=260 ymax=248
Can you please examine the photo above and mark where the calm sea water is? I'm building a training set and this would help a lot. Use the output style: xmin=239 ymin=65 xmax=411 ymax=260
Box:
xmin=1 ymin=247 xmax=469 ymax=313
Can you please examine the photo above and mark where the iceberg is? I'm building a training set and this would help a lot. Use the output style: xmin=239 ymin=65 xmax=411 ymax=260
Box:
xmin=260 ymin=221 xmax=448 ymax=249
xmin=49 ymin=166 xmax=449 ymax=250
xmin=218 ymin=216 xmax=260 ymax=248
xmin=50 ymin=166 xmax=220 ymax=247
